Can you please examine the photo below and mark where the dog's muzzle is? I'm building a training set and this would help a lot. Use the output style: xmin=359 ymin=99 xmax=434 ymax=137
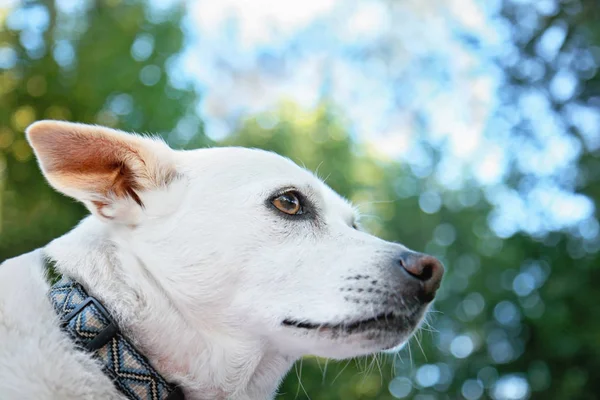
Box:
xmin=282 ymin=251 xmax=444 ymax=338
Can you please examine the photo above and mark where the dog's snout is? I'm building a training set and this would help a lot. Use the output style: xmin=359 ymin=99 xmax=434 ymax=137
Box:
xmin=398 ymin=252 xmax=444 ymax=301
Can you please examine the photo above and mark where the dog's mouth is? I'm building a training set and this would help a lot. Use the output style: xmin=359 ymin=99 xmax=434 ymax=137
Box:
xmin=282 ymin=312 xmax=412 ymax=335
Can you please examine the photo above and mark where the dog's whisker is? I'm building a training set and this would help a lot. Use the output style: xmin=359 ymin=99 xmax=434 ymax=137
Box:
xmin=355 ymin=356 xmax=363 ymax=375
xmin=363 ymin=355 xmax=373 ymax=376
xmin=365 ymin=355 xmax=373 ymax=376
xmin=375 ymin=353 xmax=384 ymax=385
xmin=294 ymin=358 xmax=311 ymax=400
xmin=359 ymin=356 xmax=373 ymax=381
xmin=414 ymin=330 xmax=428 ymax=361
xmin=321 ymin=172 xmax=333 ymax=184
xmin=368 ymin=355 xmax=377 ymax=376
xmin=321 ymin=358 xmax=330 ymax=384
xmin=406 ymin=338 xmax=414 ymax=368
xmin=314 ymin=160 xmax=324 ymax=179
xmin=331 ymin=359 xmax=353 ymax=385
xmin=315 ymin=355 xmax=324 ymax=376
xmin=420 ymin=313 xmax=439 ymax=334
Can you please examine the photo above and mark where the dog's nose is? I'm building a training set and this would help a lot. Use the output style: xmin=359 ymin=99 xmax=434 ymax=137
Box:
xmin=398 ymin=252 xmax=444 ymax=301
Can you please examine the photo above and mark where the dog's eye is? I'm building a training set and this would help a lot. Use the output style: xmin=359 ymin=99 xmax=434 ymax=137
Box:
xmin=272 ymin=192 xmax=303 ymax=215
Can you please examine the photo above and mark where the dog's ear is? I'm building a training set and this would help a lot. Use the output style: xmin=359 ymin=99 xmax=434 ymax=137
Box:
xmin=26 ymin=120 xmax=177 ymax=222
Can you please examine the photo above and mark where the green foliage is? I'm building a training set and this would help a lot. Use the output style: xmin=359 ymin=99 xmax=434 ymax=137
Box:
xmin=2 ymin=1 xmax=600 ymax=400
xmin=0 ymin=0 xmax=204 ymax=259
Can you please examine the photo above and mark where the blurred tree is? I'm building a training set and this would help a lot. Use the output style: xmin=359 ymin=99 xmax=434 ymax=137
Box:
xmin=0 ymin=0 xmax=204 ymax=259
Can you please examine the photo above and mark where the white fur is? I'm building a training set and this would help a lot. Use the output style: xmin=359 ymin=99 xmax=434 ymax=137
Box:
xmin=0 ymin=125 xmax=439 ymax=399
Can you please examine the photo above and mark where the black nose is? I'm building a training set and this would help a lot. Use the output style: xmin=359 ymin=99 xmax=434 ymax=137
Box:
xmin=398 ymin=252 xmax=444 ymax=301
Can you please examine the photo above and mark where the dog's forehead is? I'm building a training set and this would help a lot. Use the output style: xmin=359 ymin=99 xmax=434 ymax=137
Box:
xmin=182 ymin=147 xmax=355 ymax=214
xmin=184 ymin=147 xmax=320 ymax=182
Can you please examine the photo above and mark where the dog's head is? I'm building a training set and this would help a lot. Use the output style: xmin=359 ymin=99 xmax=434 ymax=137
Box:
xmin=27 ymin=120 xmax=443 ymax=360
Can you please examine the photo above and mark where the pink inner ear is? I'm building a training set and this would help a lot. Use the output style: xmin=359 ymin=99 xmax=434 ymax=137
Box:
xmin=27 ymin=121 xmax=147 ymax=205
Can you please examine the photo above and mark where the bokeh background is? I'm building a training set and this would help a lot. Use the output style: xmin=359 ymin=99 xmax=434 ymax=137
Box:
xmin=1 ymin=0 xmax=600 ymax=399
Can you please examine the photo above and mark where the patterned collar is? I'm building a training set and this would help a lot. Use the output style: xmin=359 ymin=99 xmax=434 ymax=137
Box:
xmin=45 ymin=257 xmax=185 ymax=400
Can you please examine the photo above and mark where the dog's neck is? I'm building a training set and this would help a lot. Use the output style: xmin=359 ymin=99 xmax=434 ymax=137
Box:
xmin=44 ymin=217 xmax=295 ymax=400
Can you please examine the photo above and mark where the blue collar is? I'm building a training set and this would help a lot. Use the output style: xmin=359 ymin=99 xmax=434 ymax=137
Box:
xmin=45 ymin=257 xmax=185 ymax=400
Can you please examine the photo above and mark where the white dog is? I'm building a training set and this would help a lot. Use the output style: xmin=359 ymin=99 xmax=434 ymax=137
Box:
xmin=0 ymin=121 xmax=444 ymax=400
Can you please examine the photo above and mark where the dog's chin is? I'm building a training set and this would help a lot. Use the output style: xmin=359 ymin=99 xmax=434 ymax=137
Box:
xmin=279 ymin=309 xmax=425 ymax=359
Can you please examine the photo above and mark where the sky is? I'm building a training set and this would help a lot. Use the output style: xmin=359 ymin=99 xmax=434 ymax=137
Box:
xmin=181 ymin=0 xmax=501 ymax=165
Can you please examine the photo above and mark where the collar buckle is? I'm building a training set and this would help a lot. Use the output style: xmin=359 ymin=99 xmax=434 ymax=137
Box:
xmin=61 ymin=295 xmax=119 ymax=352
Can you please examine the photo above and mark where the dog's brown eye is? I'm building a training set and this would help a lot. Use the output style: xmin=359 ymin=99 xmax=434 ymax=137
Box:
xmin=272 ymin=192 xmax=303 ymax=215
